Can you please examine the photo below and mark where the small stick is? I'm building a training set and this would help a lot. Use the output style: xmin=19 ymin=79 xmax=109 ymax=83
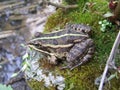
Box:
xmin=0 ymin=1 xmax=25 ymax=11
xmin=0 ymin=31 xmax=16 ymax=39
xmin=98 ymin=31 xmax=120 ymax=90
xmin=43 ymin=0 xmax=78 ymax=9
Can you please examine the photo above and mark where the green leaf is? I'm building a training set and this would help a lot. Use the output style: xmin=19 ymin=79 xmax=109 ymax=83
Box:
xmin=103 ymin=20 xmax=107 ymax=23
xmin=103 ymin=12 xmax=114 ymax=18
xmin=20 ymin=44 xmax=25 ymax=47
xmin=101 ymin=24 xmax=105 ymax=27
xmin=11 ymin=72 xmax=19 ymax=78
xmin=22 ymin=53 xmax=29 ymax=60
xmin=0 ymin=84 xmax=13 ymax=90
xmin=11 ymin=61 xmax=29 ymax=78
xmin=21 ymin=63 xmax=28 ymax=71
xmin=68 ymin=83 xmax=74 ymax=90
xmin=100 ymin=28 xmax=105 ymax=32
xmin=107 ymin=73 xmax=117 ymax=81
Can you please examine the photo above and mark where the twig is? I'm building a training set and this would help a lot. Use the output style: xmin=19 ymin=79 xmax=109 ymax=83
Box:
xmin=0 ymin=0 xmax=23 ymax=6
xmin=0 ymin=31 xmax=16 ymax=39
xmin=98 ymin=31 xmax=120 ymax=90
xmin=43 ymin=1 xmax=78 ymax=9
xmin=0 ymin=1 xmax=25 ymax=11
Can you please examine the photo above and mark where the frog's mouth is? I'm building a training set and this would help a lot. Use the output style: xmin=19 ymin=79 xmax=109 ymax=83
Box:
xmin=27 ymin=40 xmax=40 ymax=45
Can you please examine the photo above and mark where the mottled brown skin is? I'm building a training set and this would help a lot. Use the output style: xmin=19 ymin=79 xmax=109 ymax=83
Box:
xmin=28 ymin=24 xmax=94 ymax=70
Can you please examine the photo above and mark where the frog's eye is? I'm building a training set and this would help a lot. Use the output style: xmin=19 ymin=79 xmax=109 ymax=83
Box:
xmin=80 ymin=29 xmax=85 ymax=33
xmin=75 ymin=28 xmax=77 ymax=30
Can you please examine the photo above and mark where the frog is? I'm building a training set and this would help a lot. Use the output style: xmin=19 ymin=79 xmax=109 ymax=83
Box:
xmin=28 ymin=24 xmax=94 ymax=70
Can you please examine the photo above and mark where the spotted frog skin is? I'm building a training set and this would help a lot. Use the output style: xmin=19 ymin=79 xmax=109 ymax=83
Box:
xmin=28 ymin=24 xmax=94 ymax=70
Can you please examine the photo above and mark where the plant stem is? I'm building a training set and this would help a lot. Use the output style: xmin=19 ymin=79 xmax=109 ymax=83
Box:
xmin=98 ymin=30 xmax=120 ymax=90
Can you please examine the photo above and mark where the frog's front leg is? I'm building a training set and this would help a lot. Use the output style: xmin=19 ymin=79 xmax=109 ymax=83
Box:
xmin=48 ymin=55 xmax=58 ymax=64
xmin=62 ymin=39 xmax=94 ymax=70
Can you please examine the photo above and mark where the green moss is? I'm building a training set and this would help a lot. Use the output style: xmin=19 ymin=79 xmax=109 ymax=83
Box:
xmin=63 ymin=64 xmax=100 ymax=90
xmin=44 ymin=9 xmax=70 ymax=32
xmin=27 ymin=79 xmax=56 ymax=90
xmin=27 ymin=62 xmax=102 ymax=90
xmin=45 ymin=0 xmax=109 ymax=31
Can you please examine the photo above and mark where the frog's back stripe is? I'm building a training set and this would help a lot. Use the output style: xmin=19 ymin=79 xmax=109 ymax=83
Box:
xmin=38 ymin=29 xmax=69 ymax=37
xmin=30 ymin=34 xmax=88 ymax=42
xmin=42 ymin=43 xmax=73 ymax=48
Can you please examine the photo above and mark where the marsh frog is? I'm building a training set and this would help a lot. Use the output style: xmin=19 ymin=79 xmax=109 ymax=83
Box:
xmin=28 ymin=24 xmax=94 ymax=70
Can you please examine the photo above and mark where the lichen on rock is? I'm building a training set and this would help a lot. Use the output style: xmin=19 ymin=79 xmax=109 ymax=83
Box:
xmin=25 ymin=48 xmax=65 ymax=90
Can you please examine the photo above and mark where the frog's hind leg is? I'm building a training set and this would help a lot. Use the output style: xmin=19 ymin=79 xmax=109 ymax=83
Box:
xmin=62 ymin=39 xmax=94 ymax=70
xmin=70 ymin=46 xmax=94 ymax=70
xmin=65 ymin=39 xmax=94 ymax=70
xmin=70 ymin=39 xmax=94 ymax=70
xmin=61 ymin=40 xmax=88 ymax=69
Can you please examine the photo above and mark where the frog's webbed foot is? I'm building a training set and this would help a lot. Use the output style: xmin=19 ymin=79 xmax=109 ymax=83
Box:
xmin=60 ymin=65 xmax=79 ymax=70
xmin=70 ymin=62 xmax=83 ymax=70
xmin=60 ymin=62 xmax=82 ymax=70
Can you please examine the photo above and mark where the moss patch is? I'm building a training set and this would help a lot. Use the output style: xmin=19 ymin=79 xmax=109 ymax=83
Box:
xmin=27 ymin=79 xmax=56 ymax=90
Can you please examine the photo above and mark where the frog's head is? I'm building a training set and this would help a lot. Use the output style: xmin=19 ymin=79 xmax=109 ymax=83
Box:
xmin=27 ymin=32 xmax=43 ymax=46
xmin=27 ymin=39 xmax=42 ymax=48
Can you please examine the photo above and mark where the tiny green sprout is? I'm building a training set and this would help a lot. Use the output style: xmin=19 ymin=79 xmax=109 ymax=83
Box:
xmin=11 ymin=72 xmax=19 ymax=78
xmin=101 ymin=24 xmax=105 ymax=27
xmin=107 ymin=72 xmax=118 ymax=81
xmin=98 ymin=21 xmax=102 ymax=24
xmin=98 ymin=19 xmax=112 ymax=32
xmin=103 ymin=20 xmax=107 ymax=23
xmin=100 ymin=27 xmax=105 ymax=32
xmin=11 ymin=60 xmax=29 ymax=78
xmin=20 ymin=44 xmax=26 ymax=47
xmin=11 ymin=53 xmax=30 ymax=78
xmin=21 ymin=62 xmax=29 ymax=71
xmin=22 ymin=52 xmax=29 ymax=60
xmin=106 ymin=22 xmax=110 ymax=25
xmin=68 ymin=83 xmax=74 ymax=90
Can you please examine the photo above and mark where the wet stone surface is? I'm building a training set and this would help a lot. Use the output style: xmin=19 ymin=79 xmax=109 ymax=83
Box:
xmin=25 ymin=49 xmax=65 ymax=90
xmin=0 ymin=35 xmax=31 ymax=90
xmin=0 ymin=0 xmax=61 ymax=89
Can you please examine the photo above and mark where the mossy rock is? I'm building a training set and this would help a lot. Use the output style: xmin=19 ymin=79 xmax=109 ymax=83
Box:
xmin=24 ymin=49 xmax=101 ymax=90
xmin=25 ymin=49 xmax=65 ymax=90
xmin=25 ymin=50 xmax=120 ymax=90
